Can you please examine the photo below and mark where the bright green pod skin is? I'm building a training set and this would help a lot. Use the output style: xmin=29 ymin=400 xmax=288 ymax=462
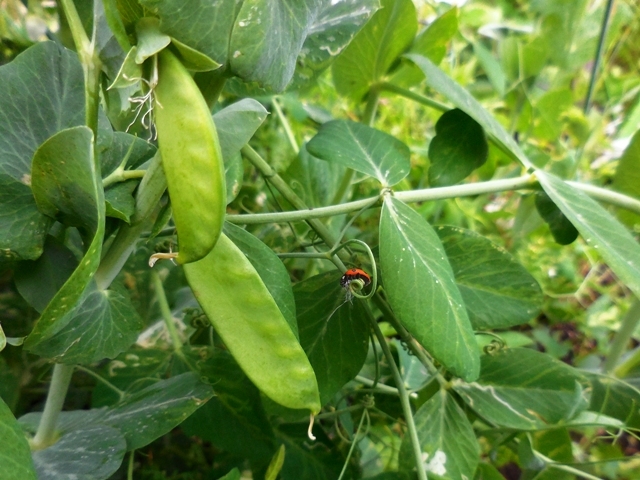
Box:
xmin=184 ymin=233 xmax=321 ymax=412
xmin=154 ymin=49 xmax=226 ymax=264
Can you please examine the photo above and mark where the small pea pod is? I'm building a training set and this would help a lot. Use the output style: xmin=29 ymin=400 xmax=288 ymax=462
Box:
xmin=184 ymin=233 xmax=321 ymax=412
xmin=154 ymin=48 xmax=226 ymax=264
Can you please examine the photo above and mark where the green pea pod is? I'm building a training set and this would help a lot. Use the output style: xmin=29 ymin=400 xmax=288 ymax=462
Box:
xmin=184 ymin=233 xmax=321 ymax=412
xmin=154 ymin=48 xmax=226 ymax=264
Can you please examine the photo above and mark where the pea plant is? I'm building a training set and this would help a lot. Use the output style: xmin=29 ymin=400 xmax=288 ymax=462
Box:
xmin=1 ymin=0 xmax=640 ymax=479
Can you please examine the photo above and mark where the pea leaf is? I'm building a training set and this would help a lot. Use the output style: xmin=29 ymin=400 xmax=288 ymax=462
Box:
xmin=25 ymin=127 xmax=106 ymax=349
xmin=537 ymin=171 xmax=640 ymax=299
xmin=587 ymin=373 xmax=640 ymax=429
xmin=0 ymin=41 xmax=84 ymax=260
xmin=100 ymin=132 xmax=156 ymax=177
xmin=332 ymin=0 xmax=417 ymax=99
xmin=612 ymin=129 xmax=640 ymax=228
xmin=229 ymin=0 xmax=321 ymax=92
xmin=380 ymin=197 xmax=480 ymax=381
xmin=435 ymin=225 xmax=543 ymax=329
xmin=31 ymin=425 xmax=125 ymax=480
xmin=398 ymin=390 xmax=480 ymax=480
xmin=134 ymin=17 xmax=171 ymax=64
xmin=224 ymin=222 xmax=298 ymax=338
xmin=473 ymin=41 xmax=506 ymax=97
xmin=453 ymin=348 xmax=588 ymax=430
xmin=28 ymin=281 xmax=144 ymax=364
xmin=98 ymin=372 xmax=214 ymax=450
xmin=306 ymin=120 xmax=410 ymax=187
xmin=406 ymin=53 xmax=531 ymax=167
xmin=289 ymin=0 xmax=380 ymax=89
xmin=534 ymin=191 xmax=579 ymax=245
xmin=14 ymin=236 xmax=77 ymax=313
xmin=181 ymin=349 xmax=276 ymax=462
xmin=294 ymin=271 xmax=370 ymax=405
xmin=213 ymin=98 xmax=268 ymax=162
xmin=0 ymin=397 xmax=36 ymax=480
xmin=105 ymin=180 xmax=138 ymax=222
xmin=428 ymin=108 xmax=488 ymax=186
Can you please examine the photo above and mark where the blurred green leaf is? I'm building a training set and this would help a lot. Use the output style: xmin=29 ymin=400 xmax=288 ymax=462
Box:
xmin=535 ymin=191 xmax=579 ymax=245
xmin=307 ymin=120 xmax=411 ymax=187
xmin=0 ymin=396 xmax=36 ymax=480
xmin=473 ymin=41 xmax=506 ymax=97
xmin=587 ymin=373 xmax=640 ymax=429
xmin=435 ymin=225 xmax=543 ymax=329
xmin=613 ymin=129 xmax=640 ymax=228
xmin=398 ymin=390 xmax=480 ymax=479
xmin=428 ymin=108 xmax=488 ymax=186
xmin=453 ymin=348 xmax=589 ymax=430
xmin=333 ymin=0 xmax=417 ymax=99
xmin=537 ymin=171 xmax=640 ymax=299
xmin=380 ymin=197 xmax=480 ymax=381
xmin=294 ymin=271 xmax=369 ymax=405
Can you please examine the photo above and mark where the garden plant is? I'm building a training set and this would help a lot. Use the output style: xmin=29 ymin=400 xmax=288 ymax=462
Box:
xmin=1 ymin=0 xmax=640 ymax=479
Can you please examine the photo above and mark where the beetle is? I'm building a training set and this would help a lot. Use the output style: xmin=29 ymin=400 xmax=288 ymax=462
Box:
xmin=340 ymin=268 xmax=371 ymax=289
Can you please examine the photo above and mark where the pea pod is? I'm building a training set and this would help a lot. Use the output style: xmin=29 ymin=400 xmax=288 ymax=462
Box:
xmin=184 ymin=233 xmax=321 ymax=412
xmin=154 ymin=48 xmax=225 ymax=264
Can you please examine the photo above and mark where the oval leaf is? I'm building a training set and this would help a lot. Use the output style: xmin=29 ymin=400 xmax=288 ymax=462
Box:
xmin=428 ymin=108 xmax=488 ymax=186
xmin=453 ymin=348 xmax=588 ymax=430
xmin=398 ymin=390 xmax=480 ymax=479
xmin=380 ymin=196 xmax=480 ymax=381
xmin=307 ymin=120 xmax=410 ymax=187
xmin=435 ymin=225 xmax=543 ymax=329
xmin=0 ymin=397 xmax=36 ymax=479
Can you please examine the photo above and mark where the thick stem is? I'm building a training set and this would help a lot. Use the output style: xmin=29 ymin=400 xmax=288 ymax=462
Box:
xmin=365 ymin=305 xmax=428 ymax=480
xmin=31 ymin=364 xmax=75 ymax=449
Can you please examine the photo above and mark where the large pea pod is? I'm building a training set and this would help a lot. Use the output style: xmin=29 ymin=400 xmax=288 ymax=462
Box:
xmin=154 ymin=48 xmax=226 ymax=264
xmin=184 ymin=233 xmax=321 ymax=412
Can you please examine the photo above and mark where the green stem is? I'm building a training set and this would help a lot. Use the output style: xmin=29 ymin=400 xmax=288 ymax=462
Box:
xmin=225 ymin=175 xmax=640 ymax=225
xmin=103 ymin=169 xmax=147 ymax=188
xmin=362 ymin=85 xmax=381 ymax=126
xmin=31 ymin=364 xmax=75 ymax=449
xmin=614 ymin=346 xmax=640 ymax=379
xmin=379 ymin=82 xmax=449 ymax=112
xmin=337 ymin=409 xmax=369 ymax=480
xmin=604 ymin=299 xmax=640 ymax=374
xmin=365 ymin=305 xmax=428 ymax=480
xmin=151 ymin=271 xmax=184 ymax=355
xmin=75 ymin=365 xmax=126 ymax=401
xmin=355 ymin=375 xmax=411 ymax=397
xmin=584 ymin=0 xmax=614 ymax=113
xmin=272 ymin=97 xmax=299 ymax=154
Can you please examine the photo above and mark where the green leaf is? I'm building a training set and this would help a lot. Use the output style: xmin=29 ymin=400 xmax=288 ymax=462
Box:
xmin=170 ymin=37 xmax=221 ymax=72
xmin=265 ymin=444 xmax=286 ymax=480
xmin=25 ymin=127 xmax=106 ymax=349
xmin=105 ymin=179 xmax=137 ymax=222
xmin=219 ymin=468 xmax=241 ymax=480
xmin=380 ymin=197 xmax=480 ymax=381
xmin=435 ymin=225 xmax=543 ymax=329
xmin=390 ymin=7 xmax=459 ymax=88
xmin=213 ymin=98 xmax=268 ymax=163
xmin=100 ymin=132 xmax=157 ymax=177
xmin=398 ymin=390 xmax=480 ymax=479
xmin=14 ymin=236 xmax=77 ymax=313
xmin=0 ymin=176 xmax=52 ymax=263
xmin=537 ymin=171 xmax=640 ymax=299
xmin=108 ymin=47 xmax=141 ymax=89
xmin=224 ymin=222 xmax=298 ymax=338
xmin=294 ymin=271 xmax=370 ymax=405
xmin=0 ymin=397 xmax=36 ymax=480
xmin=290 ymin=0 xmax=380 ymax=89
xmin=406 ymin=53 xmax=530 ymax=167
xmin=223 ymin=151 xmax=244 ymax=204
xmin=453 ymin=348 xmax=588 ymax=430
xmin=31 ymin=425 xmax=126 ymax=480
xmin=534 ymin=191 xmax=579 ymax=245
xmin=332 ymin=0 xmax=417 ymax=99
xmin=587 ymin=373 xmax=640 ymax=429
xmin=473 ymin=41 xmax=506 ymax=97
xmin=612 ymin=129 xmax=640 ymax=228
xmin=99 ymin=372 xmax=214 ymax=450
xmin=28 ymin=281 xmax=144 ymax=364
xmin=181 ymin=349 xmax=276 ymax=462
xmin=139 ymin=0 xmax=242 ymax=65
xmin=134 ymin=17 xmax=171 ymax=64
xmin=306 ymin=120 xmax=410 ymax=187
xmin=0 ymin=41 xmax=84 ymax=260
xmin=428 ymin=108 xmax=488 ymax=186
xmin=276 ymin=423 xmax=343 ymax=479
xmin=229 ymin=0 xmax=321 ymax=91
